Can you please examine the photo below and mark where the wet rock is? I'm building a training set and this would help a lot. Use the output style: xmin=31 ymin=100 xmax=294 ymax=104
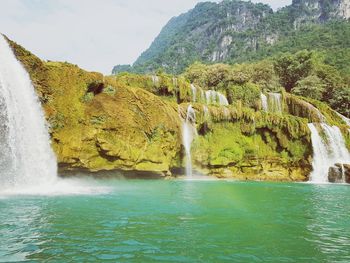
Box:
xmin=328 ymin=165 xmax=343 ymax=183
xmin=343 ymin=164 xmax=350 ymax=183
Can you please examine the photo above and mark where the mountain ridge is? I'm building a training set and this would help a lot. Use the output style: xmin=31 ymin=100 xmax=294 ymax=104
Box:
xmin=112 ymin=0 xmax=350 ymax=74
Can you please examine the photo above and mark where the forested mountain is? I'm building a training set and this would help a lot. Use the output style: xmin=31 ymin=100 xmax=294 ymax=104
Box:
xmin=112 ymin=0 xmax=350 ymax=74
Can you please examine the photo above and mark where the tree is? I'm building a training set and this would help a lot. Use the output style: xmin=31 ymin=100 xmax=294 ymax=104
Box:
xmin=183 ymin=62 xmax=208 ymax=87
xmin=329 ymin=86 xmax=350 ymax=117
xmin=292 ymin=75 xmax=325 ymax=100
xmin=273 ymin=50 xmax=313 ymax=92
xmin=249 ymin=60 xmax=280 ymax=91
xmin=206 ymin=64 xmax=231 ymax=88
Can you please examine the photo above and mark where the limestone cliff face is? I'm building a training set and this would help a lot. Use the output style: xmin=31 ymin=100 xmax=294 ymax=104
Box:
xmin=291 ymin=0 xmax=350 ymax=25
xmin=113 ymin=0 xmax=350 ymax=74
xmin=125 ymin=1 xmax=273 ymax=73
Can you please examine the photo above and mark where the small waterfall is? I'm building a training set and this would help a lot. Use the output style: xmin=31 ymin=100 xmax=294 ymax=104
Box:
xmin=0 ymin=35 xmax=57 ymax=190
xmin=268 ymin=93 xmax=282 ymax=113
xmin=182 ymin=105 xmax=196 ymax=177
xmin=260 ymin=93 xmax=281 ymax=113
xmin=261 ymin=93 xmax=268 ymax=112
xmin=205 ymin=90 xmax=229 ymax=106
xmin=308 ymin=123 xmax=350 ymax=183
xmin=190 ymin=84 xmax=197 ymax=102
xmin=203 ymin=105 xmax=210 ymax=119
xmin=200 ymin=89 xmax=205 ymax=103
xmin=172 ymin=77 xmax=178 ymax=87
xmin=189 ymin=84 xmax=229 ymax=106
xmin=223 ymin=107 xmax=230 ymax=120
xmin=151 ymin=75 xmax=159 ymax=85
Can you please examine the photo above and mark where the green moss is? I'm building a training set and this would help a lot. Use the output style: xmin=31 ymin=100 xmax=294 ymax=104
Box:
xmin=107 ymin=72 xmax=193 ymax=103
xmin=102 ymin=85 xmax=116 ymax=95
xmin=81 ymin=92 xmax=94 ymax=103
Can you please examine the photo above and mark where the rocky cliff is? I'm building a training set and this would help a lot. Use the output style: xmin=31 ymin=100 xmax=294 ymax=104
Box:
xmin=113 ymin=0 xmax=350 ymax=74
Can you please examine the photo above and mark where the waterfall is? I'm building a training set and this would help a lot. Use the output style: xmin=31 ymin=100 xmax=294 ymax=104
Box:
xmin=190 ymin=84 xmax=197 ymax=102
xmin=260 ymin=93 xmax=281 ymax=113
xmin=172 ymin=77 xmax=178 ymax=87
xmin=203 ymin=105 xmax=210 ymax=119
xmin=268 ymin=93 xmax=282 ymax=113
xmin=182 ymin=105 xmax=196 ymax=177
xmin=151 ymin=75 xmax=159 ymax=85
xmin=200 ymin=89 xmax=205 ymax=103
xmin=308 ymin=123 xmax=350 ymax=183
xmin=0 ymin=35 xmax=57 ymax=190
xmin=261 ymin=93 xmax=268 ymax=111
xmin=223 ymin=107 xmax=230 ymax=120
xmin=190 ymin=84 xmax=229 ymax=106
xmin=205 ymin=90 xmax=229 ymax=106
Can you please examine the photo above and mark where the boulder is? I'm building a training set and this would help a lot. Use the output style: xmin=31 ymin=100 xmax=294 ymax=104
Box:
xmin=328 ymin=165 xmax=343 ymax=183
xmin=329 ymin=164 xmax=350 ymax=184
xmin=343 ymin=164 xmax=350 ymax=183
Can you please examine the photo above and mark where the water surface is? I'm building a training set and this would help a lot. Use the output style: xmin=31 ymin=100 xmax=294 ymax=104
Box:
xmin=1 ymin=180 xmax=349 ymax=262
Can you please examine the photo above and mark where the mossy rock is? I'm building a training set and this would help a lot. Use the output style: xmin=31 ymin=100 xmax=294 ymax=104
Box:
xmin=9 ymin=39 xmax=182 ymax=175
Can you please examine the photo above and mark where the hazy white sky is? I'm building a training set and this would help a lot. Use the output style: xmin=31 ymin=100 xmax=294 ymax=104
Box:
xmin=0 ymin=0 xmax=291 ymax=74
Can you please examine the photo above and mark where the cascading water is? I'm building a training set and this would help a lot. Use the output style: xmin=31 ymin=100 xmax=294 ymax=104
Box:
xmin=182 ymin=105 xmax=196 ymax=177
xmin=190 ymin=84 xmax=197 ymax=102
xmin=0 ymin=35 xmax=57 ymax=191
xmin=308 ymin=123 xmax=350 ymax=183
xmin=268 ymin=93 xmax=282 ymax=113
xmin=189 ymin=83 xmax=229 ymax=106
xmin=261 ymin=93 xmax=268 ymax=112
xmin=151 ymin=75 xmax=159 ymax=85
xmin=205 ymin=90 xmax=229 ymax=106
xmin=172 ymin=77 xmax=178 ymax=87
xmin=203 ymin=105 xmax=209 ymax=119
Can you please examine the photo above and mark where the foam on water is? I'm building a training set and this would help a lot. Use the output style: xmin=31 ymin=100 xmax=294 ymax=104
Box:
xmin=0 ymin=177 xmax=112 ymax=197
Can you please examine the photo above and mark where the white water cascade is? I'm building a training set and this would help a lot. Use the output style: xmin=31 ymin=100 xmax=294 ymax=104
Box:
xmin=308 ymin=123 xmax=350 ymax=183
xmin=205 ymin=90 xmax=229 ymax=106
xmin=268 ymin=93 xmax=282 ymax=113
xmin=151 ymin=75 xmax=159 ymax=86
xmin=0 ymin=35 xmax=57 ymax=191
xmin=260 ymin=93 xmax=282 ymax=113
xmin=190 ymin=84 xmax=197 ymax=102
xmin=190 ymin=84 xmax=229 ymax=106
xmin=182 ymin=105 xmax=196 ymax=177
xmin=261 ymin=93 xmax=268 ymax=112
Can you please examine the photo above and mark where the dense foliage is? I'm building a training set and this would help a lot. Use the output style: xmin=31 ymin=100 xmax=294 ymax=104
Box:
xmin=183 ymin=50 xmax=350 ymax=117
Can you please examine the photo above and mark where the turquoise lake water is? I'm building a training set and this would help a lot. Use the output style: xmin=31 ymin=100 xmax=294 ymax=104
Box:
xmin=0 ymin=179 xmax=349 ymax=262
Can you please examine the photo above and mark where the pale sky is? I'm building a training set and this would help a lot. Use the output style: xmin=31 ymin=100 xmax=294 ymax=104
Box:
xmin=0 ymin=0 xmax=291 ymax=74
